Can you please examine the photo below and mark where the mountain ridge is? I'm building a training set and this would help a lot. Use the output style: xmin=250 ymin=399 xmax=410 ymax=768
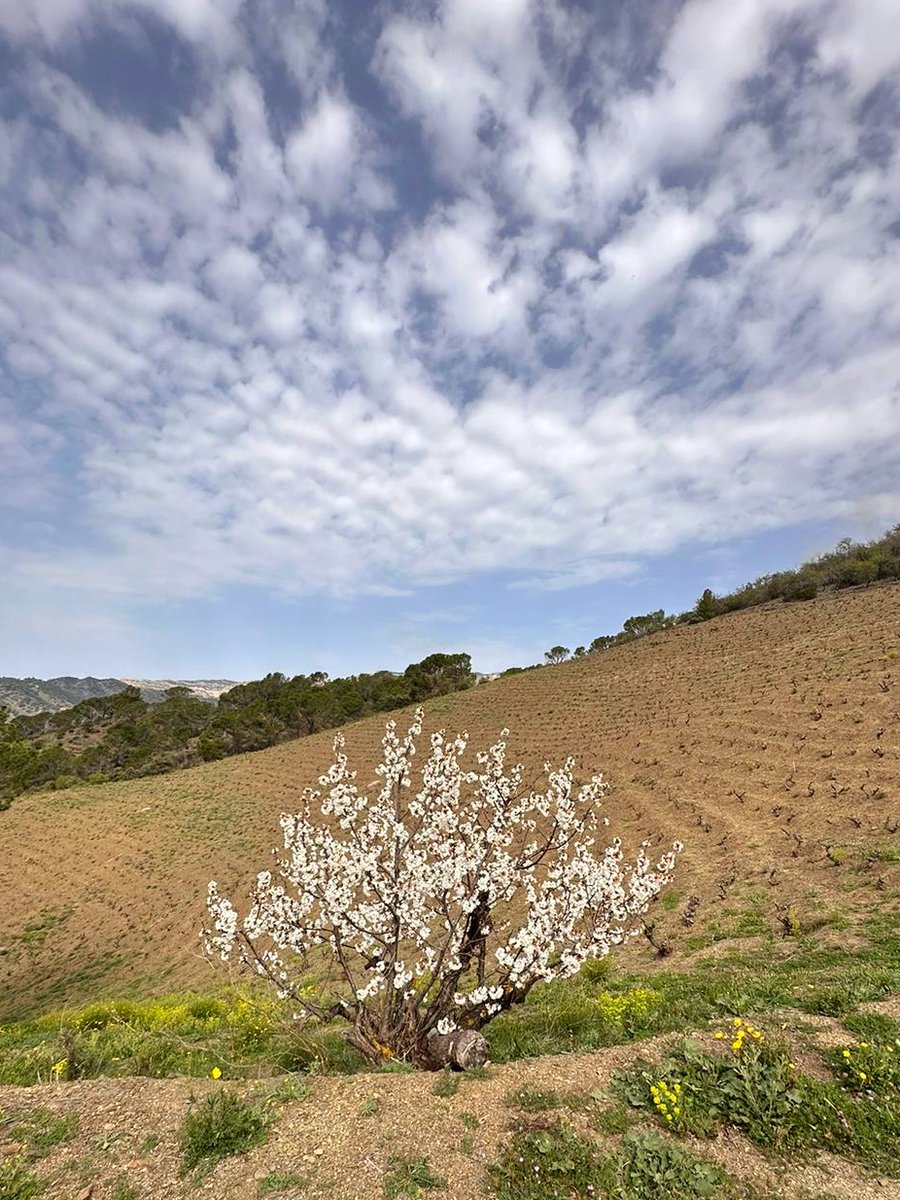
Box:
xmin=0 ymin=675 xmax=239 ymax=717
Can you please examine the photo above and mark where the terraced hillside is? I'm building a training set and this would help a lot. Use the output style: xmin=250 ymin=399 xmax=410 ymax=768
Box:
xmin=1 ymin=583 xmax=898 ymax=1021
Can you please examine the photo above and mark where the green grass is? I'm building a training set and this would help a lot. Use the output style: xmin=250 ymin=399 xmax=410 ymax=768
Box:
xmin=0 ymin=1157 xmax=45 ymax=1200
xmin=178 ymin=1089 xmax=269 ymax=1175
xmin=0 ymin=1108 xmax=80 ymax=1159
xmin=1 ymin=918 xmax=899 ymax=1085
xmin=431 ymin=1069 xmax=460 ymax=1098
xmin=257 ymin=1169 xmax=309 ymax=1195
xmin=505 ymin=1087 xmax=562 ymax=1111
xmin=109 ymin=1180 xmax=139 ymax=1200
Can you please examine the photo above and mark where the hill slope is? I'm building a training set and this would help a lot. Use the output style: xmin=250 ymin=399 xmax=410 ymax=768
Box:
xmin=0 ymin=676 xmax=127 ymax=717
xmin=1 ymin=583 xmax=898 ymax=1019
xmin=0 ymin=676 xmax=239 ymax=717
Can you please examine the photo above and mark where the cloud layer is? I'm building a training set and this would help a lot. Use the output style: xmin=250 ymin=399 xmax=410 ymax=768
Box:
xmin=1 ymin=0 xmax=899 ymax=622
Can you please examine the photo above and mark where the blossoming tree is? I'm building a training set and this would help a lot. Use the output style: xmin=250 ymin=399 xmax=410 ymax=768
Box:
xmin=204 ymin=709 xmax=681 ymax=1070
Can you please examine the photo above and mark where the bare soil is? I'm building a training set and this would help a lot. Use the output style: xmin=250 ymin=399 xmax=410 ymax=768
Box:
xmin=1 ymin=1024 xmax=892 ymax=1200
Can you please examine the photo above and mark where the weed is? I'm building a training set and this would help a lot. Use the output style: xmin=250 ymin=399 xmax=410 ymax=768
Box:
xmin=4 ymin=1108 xmax=79 ymax=1158
xmin=382 ymin=1154 xmax=447 ymax=1199
xmin=460 ymin=1111 xmax=478 ymax=1130
xmin=359 ymin=1096 xmax=381 ymax=1117
xmin=825 ymin=1038 xmax=900 ymax=1095
xmin=593 ymin=1103 xmax=634 ymax=1134
xmin=842 ymin=1011 xmax=900 ymax=1042
xmin=140 ymin=1132 xmax=161 ymax=1152
xmin=488 ymin=1121 xmax=608 ymax=1200
xmin=505 ymin=1087 xmax=561 ymax=1111
xmin=110 ymin=1179 xmax=139 ymax=1200
xmin=431 ymin=1069 xmax=460 ymax=1098
xmin=462 ymin=1065 xmax=492 ymax=1081
xmin=264 ymin=1076 xmax=311 ymax=1105
xmin=611 ymin=1131 xmax=727 ymax=1198
xmin=0 ymin=1157 xmax=44 ymax=1200
xmin=257 ymin=1169 xmax=308 ymax=1194
xmin=178 ymin=1089 xmax=268 ymax=1174
xmin=615 ymin=1020 xmax=900 ymax=1177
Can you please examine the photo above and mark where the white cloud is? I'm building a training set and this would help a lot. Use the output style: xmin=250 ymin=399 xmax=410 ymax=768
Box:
xmin=0 ymin=0 xmax=243 ymax=50
xmin=285 ymin=93 xmax=359 ymax=209
xmin=1 ymin=0 xmax=899 ymax=627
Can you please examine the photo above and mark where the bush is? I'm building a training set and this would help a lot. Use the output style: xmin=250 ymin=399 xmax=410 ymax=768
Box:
xmin=783 ymin=575 xmax=818 ymax=602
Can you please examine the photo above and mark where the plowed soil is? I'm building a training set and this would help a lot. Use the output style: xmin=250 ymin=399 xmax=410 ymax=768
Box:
xmin=1 ymin=583 xmax=899 ymax=1018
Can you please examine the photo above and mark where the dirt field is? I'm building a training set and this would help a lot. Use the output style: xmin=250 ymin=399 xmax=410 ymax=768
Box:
xmin=1 ymin=582 xmax=898 ymax=1019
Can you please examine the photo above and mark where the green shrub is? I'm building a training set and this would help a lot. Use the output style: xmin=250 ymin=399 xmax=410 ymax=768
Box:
xmin=611 ymin=1132 xmax=725 ymax=1199
xmin=783 ymin=575 xmax=817 ymax=602
xmin=178 ymin=1090 xmax=268 ymax=1174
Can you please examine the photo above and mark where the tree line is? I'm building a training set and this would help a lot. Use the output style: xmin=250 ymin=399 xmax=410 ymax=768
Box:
xmin=533 ymin=524 xmax=900 ymax=668
xmin=0 ymin=653 xmax=474 ymax=808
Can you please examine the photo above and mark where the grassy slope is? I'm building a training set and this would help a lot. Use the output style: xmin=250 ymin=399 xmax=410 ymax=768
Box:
xmin=1 ymin=582 xmax=898 ymax=1021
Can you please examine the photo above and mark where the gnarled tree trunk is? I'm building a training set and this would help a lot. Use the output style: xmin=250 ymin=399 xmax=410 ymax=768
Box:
xmin=421 ymin=1027 xmax=488 ymax=1071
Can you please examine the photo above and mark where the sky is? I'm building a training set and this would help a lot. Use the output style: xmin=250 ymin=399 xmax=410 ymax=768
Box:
xmin=1 ymin=0 xmax=899 ymax=682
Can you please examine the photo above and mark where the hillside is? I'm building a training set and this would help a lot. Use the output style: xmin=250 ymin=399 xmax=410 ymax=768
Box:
xmin=0 ymin=676 xmax=127 ymax=718
xmin=0 ymin=677 xmax=239 ymax=717
xmin=1 ymin=582 xmax=898 ymax=1021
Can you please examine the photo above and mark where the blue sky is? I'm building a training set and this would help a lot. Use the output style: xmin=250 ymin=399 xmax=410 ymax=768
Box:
xmin=1 ymin=0 xmax=898 ymax=681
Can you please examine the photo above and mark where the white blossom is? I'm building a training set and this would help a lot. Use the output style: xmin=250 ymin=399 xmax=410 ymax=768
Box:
xmin=202 ymin=708 xmax=681 ymax=1066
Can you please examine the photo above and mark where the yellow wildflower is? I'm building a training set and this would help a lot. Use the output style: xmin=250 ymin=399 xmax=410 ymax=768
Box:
xmin=210 ymin=1066 xmax=222 ymax=1079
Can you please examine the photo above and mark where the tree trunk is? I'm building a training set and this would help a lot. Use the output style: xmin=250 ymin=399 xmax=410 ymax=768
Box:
xmin=421 ymin=1027 xmax=488 ymax=1071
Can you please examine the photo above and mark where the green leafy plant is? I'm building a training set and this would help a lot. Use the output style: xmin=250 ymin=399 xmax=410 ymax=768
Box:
xmin=611 ymin=1132 xmax=725 ymax=1199
xmin=488 ymin=1122 xmax=608 ymax=1200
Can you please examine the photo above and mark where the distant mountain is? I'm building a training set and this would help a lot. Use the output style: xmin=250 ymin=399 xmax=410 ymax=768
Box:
xmin=0 ymin=676 xmax=127 ymax=717
xmin=120 ymin=679 xmax=240 ymax=705
xmin=0 ymin=676 xmax=239 ymax=717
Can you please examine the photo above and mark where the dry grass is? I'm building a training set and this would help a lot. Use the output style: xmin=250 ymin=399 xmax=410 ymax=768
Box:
xmin=1 ymin=583 xmax=899 ymax=1020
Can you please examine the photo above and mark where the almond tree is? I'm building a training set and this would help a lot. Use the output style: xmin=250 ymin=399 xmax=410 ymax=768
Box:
xmin=204 ymin=709 xmax=681 ymax=1069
